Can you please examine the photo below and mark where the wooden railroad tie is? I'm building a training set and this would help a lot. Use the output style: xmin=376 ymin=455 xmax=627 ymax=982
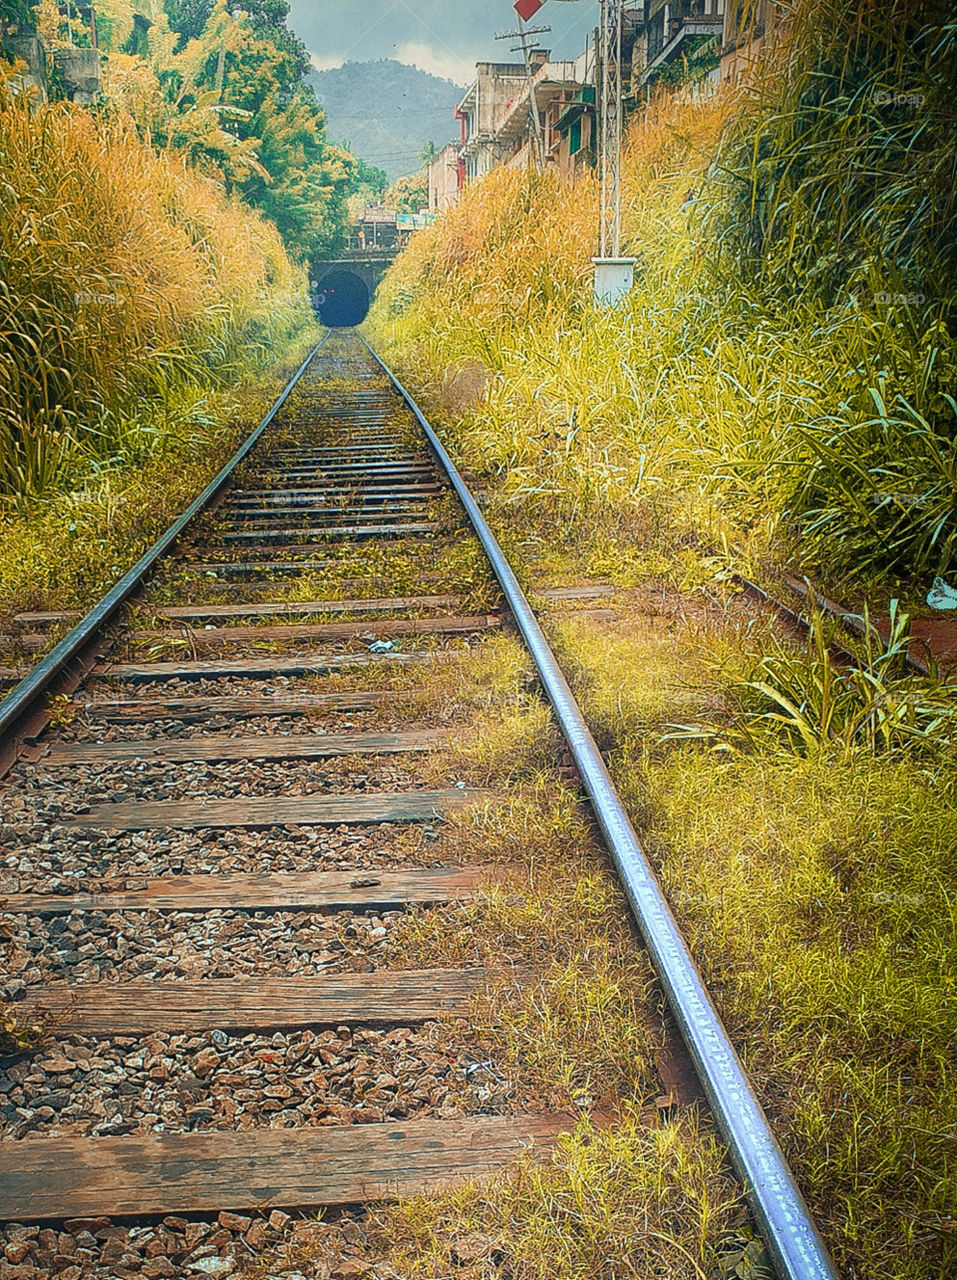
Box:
xmin=0 ymin=1114 xmax=575 ymax=1221
xmin=99 ymin=650 xmax=439 ymax=683
xmin=40 ymin=727 xmax=447 ymax=766
xmin=16 ymin=595 xmax=463 ymax=627
xmin=71 ymin=691 xmax=401 ymax=722
xmin=3 ymin=865 xmax=500 ymax=915
xmin=15 ymin=968 xmax=509 ymax=1035
xmin=129 ymin=616 xmax=501 ymax=651
xmin=218 ymin=522 xmax=445 ymax=544
xmin=66 ymin=788 xmax=478 ymax=831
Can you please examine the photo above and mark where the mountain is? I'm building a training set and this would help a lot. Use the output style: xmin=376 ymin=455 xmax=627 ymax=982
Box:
xmin=308 ymin=60 xmax=466 ymax=182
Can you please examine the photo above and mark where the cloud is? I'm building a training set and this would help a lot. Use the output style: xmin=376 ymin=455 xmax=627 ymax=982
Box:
xmin=393 ymin=41 xmax=477 ymax=86
xmin=309 ymin=52 xmax=346 ymax=73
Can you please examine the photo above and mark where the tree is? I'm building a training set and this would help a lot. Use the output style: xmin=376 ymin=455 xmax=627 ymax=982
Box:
xmin=165 ymin=0 xmax=215 ymax=48
xmin=387 ymin=169 xmax=428 ymax=215
xmin=18 ymin=0 xmax=382 ymax=261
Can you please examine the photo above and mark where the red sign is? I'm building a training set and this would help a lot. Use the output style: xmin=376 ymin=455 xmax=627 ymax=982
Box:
xmin=514 ymin=0 xmax=544 ymax=21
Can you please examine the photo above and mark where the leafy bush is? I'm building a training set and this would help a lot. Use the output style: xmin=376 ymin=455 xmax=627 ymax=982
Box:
xmin=697 ymin=0 xmax=957 ymax=310
xmin=788 ymin=383 xmax=957 ymax=580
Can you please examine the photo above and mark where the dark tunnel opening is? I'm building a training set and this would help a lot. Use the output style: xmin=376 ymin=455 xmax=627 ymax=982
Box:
xmin=313 ymin=270 xmax=371 ymax=327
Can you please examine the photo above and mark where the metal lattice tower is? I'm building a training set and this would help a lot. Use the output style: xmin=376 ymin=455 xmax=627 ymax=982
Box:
xmin=598 ymin=0 xmax=624 ymax=259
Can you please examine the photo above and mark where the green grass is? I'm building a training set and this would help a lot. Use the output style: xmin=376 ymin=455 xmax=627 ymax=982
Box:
xmin=671 ymin=601 xmax=957 ymax=758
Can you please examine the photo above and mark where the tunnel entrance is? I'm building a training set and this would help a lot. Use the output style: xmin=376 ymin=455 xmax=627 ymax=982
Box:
xmin=313 ymin=270 xmax=370 ymax=327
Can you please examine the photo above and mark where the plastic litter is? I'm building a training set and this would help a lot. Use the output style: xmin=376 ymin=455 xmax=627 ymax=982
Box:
xmin=927 ymin=577 xmax=957 ymax=610
xmin=465 ymin=1060 xmax=498 ymax=1080
xmin=368 ymin=639 xmax=396 ymax=653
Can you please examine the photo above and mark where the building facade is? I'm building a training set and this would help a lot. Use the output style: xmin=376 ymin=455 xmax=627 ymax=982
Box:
xmin=427 ymin=143 xmax=462 ymax=215
xmin=632 ymin=0 xmax=726 ymax=88
xmin=425 ymin=0 xmax=778 ymax=217
xmin=455 ymin=48 xmax=598 ymax=184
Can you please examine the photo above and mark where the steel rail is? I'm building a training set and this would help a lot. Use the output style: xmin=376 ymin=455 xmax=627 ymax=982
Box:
xmin=362 ymin=334 xmax=841 ymax=1280
xmin=0 ymin=336 xmax=328 ymax=747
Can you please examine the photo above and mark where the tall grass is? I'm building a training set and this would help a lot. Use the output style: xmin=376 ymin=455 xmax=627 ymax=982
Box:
xmin=365 ymin=4 xmax=957 ymax=1273
xmin=699 ymin=0 xmax=957 ymax=308
xmin=675 ymin=601 xmax=957 ymax=757
xmin=371 ymin=1 xmax=957 ymax=590
xmin=0 ymin=82 xmax=314 ymax=501
xmin=696 ymin=0 xmax=957 ymax=580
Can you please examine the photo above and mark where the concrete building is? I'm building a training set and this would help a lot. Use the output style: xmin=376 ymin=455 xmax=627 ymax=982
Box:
xmin=2 ymin=6 xmax=103 ymax=104
xmin=456 ymin=48 xmax=598 ymax=183
xmin=347 ymin=206 xmax=400 ymax=252
xmin=440 ymin=1 xmax=755 ymax=205
xmin=456 ymin=59 xmax=531 ymax=182
xmin=632 ymin=0 xmax=726 ymax=88
xmin=720 ymin=0 xmax=783 ymax=82
xmin=427 ymin=143 xmax=462 ymax=214
xmin=552 ymin=85 xmax=598 ymax=179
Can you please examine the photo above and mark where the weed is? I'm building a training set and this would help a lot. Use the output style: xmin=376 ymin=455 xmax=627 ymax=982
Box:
xmin=676 ymin=602 xmax=957 ymax=759
xmin=0 ymin=904 xmax=47 ymax=1059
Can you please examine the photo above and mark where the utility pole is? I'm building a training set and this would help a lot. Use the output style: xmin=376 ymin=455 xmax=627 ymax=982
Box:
xmin=495 ymin=22 xmax=551 ymax=172
xmin=592 ymin=0 xmax=635 ymax=305
xmin=508 ymin=0 xmax=632 ymax=299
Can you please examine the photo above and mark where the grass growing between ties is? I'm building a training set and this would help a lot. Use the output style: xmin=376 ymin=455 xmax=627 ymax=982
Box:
xmin=355 ymin=1112 xmax=744 ymax=1280
xmin=252 ymin=636 xmax=763 ymax=1280
xmin=0 ymin=348 xmax=319 ymax=628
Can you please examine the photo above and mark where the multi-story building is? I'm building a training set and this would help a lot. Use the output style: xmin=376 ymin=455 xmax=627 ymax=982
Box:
xmin=720 ymin=0 xmax=783 ymax=82
xmin=432 ymin=0 xmax=762 ymax=214
xmin=455 ymin=48 xmax=598 ymax=183
xmin=456 ymin=58 xmax=534 ymax=183
xmin=346 ymin=206 xmax=400 ymax=252
xmin=427 ymin=143 xmax=463 ymax=215
xmin=632 ymin=0 xmax=726 ymax=88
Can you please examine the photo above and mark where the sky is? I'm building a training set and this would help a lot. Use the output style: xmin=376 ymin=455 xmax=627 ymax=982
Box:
xmin=288 ymin=0 xmax=602 ymax=87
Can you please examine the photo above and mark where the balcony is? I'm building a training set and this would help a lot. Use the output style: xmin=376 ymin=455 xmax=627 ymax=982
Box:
xmin=639 ymin=0 xmax=725 ymax=84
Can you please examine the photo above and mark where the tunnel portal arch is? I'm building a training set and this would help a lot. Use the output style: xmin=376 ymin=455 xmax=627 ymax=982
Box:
xmin=313 ymin=270 xmax=371 ymax=328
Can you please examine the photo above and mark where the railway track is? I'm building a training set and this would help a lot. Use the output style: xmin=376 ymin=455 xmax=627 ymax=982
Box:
xmin=0 ymin=331 xmax=839 ymax=1280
